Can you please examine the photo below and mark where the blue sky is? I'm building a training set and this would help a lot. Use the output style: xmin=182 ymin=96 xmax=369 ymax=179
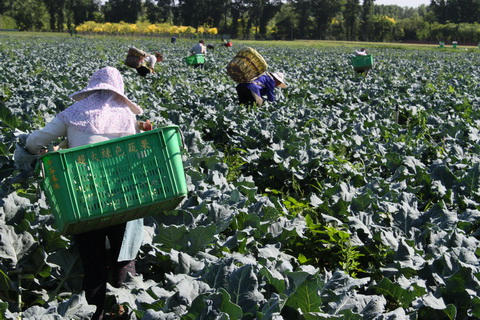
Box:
xmin=375 ymin=0 xmax=430 ymax=7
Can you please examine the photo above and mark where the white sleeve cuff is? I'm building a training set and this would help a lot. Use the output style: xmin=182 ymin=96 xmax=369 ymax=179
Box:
xmin=25 ymin=117 xmax=67 ymax=154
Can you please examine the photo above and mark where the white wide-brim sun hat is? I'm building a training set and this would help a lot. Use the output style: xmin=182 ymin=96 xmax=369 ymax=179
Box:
xmin=271 ymin=72 xmax=287 ymax=88
xmin=69 ymin=66 xmax=143 ymax=115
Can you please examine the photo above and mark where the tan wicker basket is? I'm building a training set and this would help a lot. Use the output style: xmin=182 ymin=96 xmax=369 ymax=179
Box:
xmin=125 ymin=47 xmax=148 ymax=68
xmin=226 ymin=47 xmax=268 ymax=83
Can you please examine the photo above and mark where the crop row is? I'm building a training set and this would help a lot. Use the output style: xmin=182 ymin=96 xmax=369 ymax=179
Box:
xmin=0 ymin=35 xmax=480 ymax=319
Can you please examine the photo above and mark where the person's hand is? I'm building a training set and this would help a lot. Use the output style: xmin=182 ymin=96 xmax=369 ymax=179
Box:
xmin=38 ymin=146 xmax=60 ymax=155
xmin=38 ymin=145 xmax=59 ymax=154
xmin=143 ymin=120 xmax=152 ymax=130
xmin=138 ymin=120 xmax=153 ymax=131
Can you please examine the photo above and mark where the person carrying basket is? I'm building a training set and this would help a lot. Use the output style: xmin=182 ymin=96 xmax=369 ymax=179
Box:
xmin=25 ymin=66 xmax=151 ymax=320
xmin=226 ymin=47 xmax=287 ymax=106
xmin=136 ymin=52 xmax=163 ymax=77
xmin=125 ymin=47 xmax=163 ymax=77
xmin=352 ymin=48 xmax=372 ymax=76
xmin=190 ymin=40 xmax=206 ymax=69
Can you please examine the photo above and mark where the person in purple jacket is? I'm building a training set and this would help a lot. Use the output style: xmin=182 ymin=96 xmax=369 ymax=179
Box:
xmin=236 ymin=72 xmax=287 ymax=106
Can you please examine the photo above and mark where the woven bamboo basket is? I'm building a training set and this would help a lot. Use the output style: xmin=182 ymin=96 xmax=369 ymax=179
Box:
xmin=226 ymin=47 xmax=268 ymax=83
xmin=125 ymin=47 xmax=148 ymax=68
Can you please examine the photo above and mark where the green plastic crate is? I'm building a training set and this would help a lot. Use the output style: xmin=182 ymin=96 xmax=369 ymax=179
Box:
xmin=185 ymin=54 xmax=205 ymax=66
xmin=351 ymin=55 xmax=374 ymax=69
xmin=39 ymin=126 xmax=187 ymax=235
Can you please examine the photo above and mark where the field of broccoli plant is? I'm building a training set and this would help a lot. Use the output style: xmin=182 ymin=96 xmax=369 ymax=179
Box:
xmin=1 ymin=34 xmax=480 ymax=319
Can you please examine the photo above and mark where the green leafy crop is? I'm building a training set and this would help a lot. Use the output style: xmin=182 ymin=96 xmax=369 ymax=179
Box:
xmin=0 ymin=35 xmax=480 ymax=319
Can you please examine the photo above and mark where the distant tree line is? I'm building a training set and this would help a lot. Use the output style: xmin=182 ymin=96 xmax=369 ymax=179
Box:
xmin=1 ymin=0 xmax=480 ymax=42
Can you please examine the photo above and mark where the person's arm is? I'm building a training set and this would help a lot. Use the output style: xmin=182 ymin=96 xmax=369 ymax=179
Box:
xmin=265 ymin=84 xmax=276 ymax=102
xmin=25 ymin=117 xmax=68 ymax=154
xmin=258 ymin=74 xmax=276 ymax=102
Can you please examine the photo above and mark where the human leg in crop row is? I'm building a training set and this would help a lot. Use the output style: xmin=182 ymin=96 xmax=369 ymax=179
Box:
xmin=73 ymin=223 xmax=135 ymax=320
xmin=236 ymin=84 xmax=263 ymax=106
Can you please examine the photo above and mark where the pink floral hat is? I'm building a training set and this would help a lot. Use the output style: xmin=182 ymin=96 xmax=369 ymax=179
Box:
xmin=69 ymin=66 xmax=142 ymax=115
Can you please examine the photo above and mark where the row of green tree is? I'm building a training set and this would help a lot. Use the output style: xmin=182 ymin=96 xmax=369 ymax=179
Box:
xmin=1 ymin=0 xmax=480 ymax=42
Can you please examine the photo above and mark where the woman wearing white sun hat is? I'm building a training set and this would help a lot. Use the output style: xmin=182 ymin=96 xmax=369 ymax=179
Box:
xmin=26 ymin=66 xmax=149 ymax=320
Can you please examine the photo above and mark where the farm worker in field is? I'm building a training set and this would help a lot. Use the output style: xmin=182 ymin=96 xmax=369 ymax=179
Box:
xmin=25 ymin=66 xmax=151 ymax=320
xmin=136 ymin=51 xmax=163 ymax=77
xmin=236 ymin=72 xmax=287 ymax=106
xmin=354 ymin=48 xmax=368 ymax=56
xmin=353 ymin=48 xmax=370 ymax=76
xmin=191 ymin=39 xmax=206 ymax=55
xmin=190 ymin=40 xmax=206 ymax=68
xmin=221 ymin=38 xmax=233 ymax=47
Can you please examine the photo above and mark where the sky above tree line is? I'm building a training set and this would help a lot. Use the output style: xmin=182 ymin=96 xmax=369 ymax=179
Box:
xmin=97 ymin=0 xmax=431 ymax=8
xmin=375 ymin=0 xmax=430 ymax=6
